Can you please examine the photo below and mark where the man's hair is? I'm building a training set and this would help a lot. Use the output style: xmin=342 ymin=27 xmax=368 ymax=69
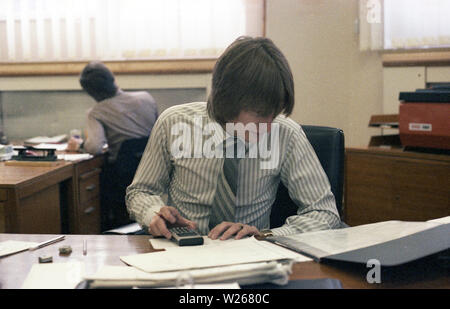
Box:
xmin=207 ymin=36 xmax=294 ymax=125
xmin=79 ymin=61 xmax=118 ymax=102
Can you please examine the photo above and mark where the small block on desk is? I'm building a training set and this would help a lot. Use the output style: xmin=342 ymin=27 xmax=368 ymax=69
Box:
xmin=58 ymin=245 xmax=72 ymax=255
xmin=38 ymin=255 xmax=53 ymax=263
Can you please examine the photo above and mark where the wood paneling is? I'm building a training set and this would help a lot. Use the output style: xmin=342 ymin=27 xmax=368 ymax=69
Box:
xmin=0 ymin=59 xmax=216 ymax=76
xmin=382 ymin=50 xmax=450 ymax=67
xmin=345 ymin=148 xmax=450 ymax=226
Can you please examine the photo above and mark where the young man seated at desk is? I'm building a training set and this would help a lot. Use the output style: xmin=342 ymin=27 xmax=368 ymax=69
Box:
xmin=126 ymin=36 xmax=341 ymax=240
xmin=67 ymin=61 xmax=159 ymax=163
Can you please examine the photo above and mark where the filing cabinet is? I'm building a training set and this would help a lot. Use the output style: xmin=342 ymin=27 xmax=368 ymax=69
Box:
xmin=69 ymin=155 xmax=104 ymax=234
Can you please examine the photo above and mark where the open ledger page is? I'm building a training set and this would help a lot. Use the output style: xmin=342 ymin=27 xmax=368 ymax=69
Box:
xmin=270 ymin=219 xmax=447 ymax=259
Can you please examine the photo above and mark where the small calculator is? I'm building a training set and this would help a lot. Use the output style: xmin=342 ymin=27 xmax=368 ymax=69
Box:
xmin=169 ymin=227 xmax=204 ymax=246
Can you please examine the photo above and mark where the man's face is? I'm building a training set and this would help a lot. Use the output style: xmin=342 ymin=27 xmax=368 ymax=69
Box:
xmin=227 ymin=110 xmax=274 ymax=143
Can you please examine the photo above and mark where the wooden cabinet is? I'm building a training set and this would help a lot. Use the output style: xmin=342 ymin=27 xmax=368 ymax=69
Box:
xmin=344 ymin=148 xmax=450 ymax=226
xmin=69 ymin=155 xmax=104 ymax=234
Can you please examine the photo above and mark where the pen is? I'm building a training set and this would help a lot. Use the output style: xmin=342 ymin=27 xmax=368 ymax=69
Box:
xmin=83 ymin=239 xmax=87 ymax=255
xmin=29 ymin=235 xmax=65 ymax=251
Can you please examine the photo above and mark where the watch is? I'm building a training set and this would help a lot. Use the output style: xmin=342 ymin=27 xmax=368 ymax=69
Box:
xmin=259 ymin=229 xmax=274 ymax=238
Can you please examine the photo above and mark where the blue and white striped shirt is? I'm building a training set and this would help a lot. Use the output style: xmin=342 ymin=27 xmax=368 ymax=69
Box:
xmin=126 ymin=102 xmax=341 ymax=236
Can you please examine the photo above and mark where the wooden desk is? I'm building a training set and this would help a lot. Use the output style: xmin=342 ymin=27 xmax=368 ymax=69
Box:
xmin=0 ymin=161 xmax=73 ymax=233
xmin=1 ymin=233 xmax=448 ymax=289
xmin=0 ymin=155 xmax=104 ymax=234
xmin=345 ymin=147 xmax=450 ymax=226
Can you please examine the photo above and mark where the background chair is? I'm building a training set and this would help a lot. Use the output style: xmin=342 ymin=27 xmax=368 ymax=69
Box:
xmin=269 ymin=125 xmax=345 ymax=228
xmin=100 ymin=136 xmax=149 ymax=231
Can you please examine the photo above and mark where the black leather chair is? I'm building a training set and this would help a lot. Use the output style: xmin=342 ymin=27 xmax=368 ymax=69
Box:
xmin=269 ymin=125 xmax=345 ymax=228
xmin=100 ymin=136 xmax=149 ymax=231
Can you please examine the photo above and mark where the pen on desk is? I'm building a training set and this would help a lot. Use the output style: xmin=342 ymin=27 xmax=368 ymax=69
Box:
xmin=83 ymin=239 xmax=87 ymax=255
xmin=29 ymin=235 xmax=65 ymax=251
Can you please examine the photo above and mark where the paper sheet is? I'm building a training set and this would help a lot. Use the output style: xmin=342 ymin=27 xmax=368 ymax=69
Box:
xmin=428 ymin=216 xmax=450 ymax=225
xmin=121 ymin=236 xmax=310 ymax=273
xmin=105 ymin=222 xmax=143 ymax=234
xmin=34 ymin=143 xmax=68 ymax=151
xmin=149 ymin=236 xmax=235 ymax=250
xmin=0 ymin=240 xmax=38 ymax=258
xmin=57 ymin=153 xmax=93 ymax=161
xmin=21 ymin=262 xmax=85 ymax=289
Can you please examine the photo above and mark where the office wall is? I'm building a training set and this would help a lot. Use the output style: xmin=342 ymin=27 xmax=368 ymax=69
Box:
xmin=265 ymin=0 xmax=383 ymax=147
xmin=1 ymin=88 xmax=206 ymax=141
xmin=0 ymin=74 xmax=209 ymax=141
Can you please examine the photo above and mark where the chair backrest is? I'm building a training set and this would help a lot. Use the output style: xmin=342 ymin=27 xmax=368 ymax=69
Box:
xmin=269 ymin=125 xmax=345 ymax=228
xmin=115 ymin=136 xmax=149 ymax=183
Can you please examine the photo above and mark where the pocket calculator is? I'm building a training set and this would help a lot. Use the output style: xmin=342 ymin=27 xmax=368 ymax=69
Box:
xmin=169 ymin=227 xmax=204 ymax=246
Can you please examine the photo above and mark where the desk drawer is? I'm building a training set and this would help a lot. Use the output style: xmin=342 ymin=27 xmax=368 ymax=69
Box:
xmin=0 ymin=189 xmax=7 ymax=202
xmin=79 ymin=168 xmax=101 ymax=204
xmin=77 ymin=198 xmax=101 ymax=234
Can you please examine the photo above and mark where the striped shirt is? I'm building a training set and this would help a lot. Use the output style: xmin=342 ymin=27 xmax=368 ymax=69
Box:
xmin=126 ymin=102 xmax=341 ymax=236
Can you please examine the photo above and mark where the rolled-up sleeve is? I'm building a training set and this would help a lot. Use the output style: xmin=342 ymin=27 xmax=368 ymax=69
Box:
xmin=83 ymin=110 xmax=107 ymax=155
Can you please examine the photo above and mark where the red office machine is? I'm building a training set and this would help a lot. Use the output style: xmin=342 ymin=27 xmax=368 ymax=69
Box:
xmin=399 ymin=86 xmax=450 ymax=151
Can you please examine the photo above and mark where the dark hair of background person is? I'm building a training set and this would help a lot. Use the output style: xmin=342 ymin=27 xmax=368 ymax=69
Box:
xmin=79 ymin=61 xmax=118 ymax=102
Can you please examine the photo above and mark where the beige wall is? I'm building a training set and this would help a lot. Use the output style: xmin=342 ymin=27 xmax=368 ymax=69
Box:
xmin=266 ymin=0 xmax=383 ymax=147
xmin=1 ymin=0 xmax=384 ymax=146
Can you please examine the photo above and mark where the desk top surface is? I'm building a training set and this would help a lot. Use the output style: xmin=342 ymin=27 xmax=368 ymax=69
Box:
xmin=1 ymin=233 xmax=448 ymax=289
xmin=0 ymin=161 xmax=73 ymax=187
xmin=346 ymin=147 xmax=450 ymax=162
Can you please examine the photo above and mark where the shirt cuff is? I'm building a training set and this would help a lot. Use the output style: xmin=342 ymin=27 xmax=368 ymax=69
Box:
xmin=141 ymin=205 xmax=163 ymax=228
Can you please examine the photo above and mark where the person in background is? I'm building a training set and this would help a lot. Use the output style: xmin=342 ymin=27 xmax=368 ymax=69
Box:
xmin=67 ymin=61 xmax=158 ymax=163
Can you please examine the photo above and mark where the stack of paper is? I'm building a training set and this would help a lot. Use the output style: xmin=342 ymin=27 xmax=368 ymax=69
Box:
xmin=85 ymin=261 xmax=292 ymax=288
xmin=85 ymin=237 xmax=311 ymax=288
xmin=24 ymin=135 xmax=67 ymax=144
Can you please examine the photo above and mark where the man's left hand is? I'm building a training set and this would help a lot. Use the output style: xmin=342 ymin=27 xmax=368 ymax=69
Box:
xmin=208 ymin=222 xmax=260 ymax=240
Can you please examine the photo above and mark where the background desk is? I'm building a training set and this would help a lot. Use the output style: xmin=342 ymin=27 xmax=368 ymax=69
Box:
xmin=1 ymin=233 xmax=448 ymax=289
xmin=0 ymin=155 xmax=104 ymax=234
xmin=345 ymin=147 xmax=450 ymax=226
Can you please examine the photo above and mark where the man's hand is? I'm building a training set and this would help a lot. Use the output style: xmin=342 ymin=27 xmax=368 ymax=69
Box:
xmin=148 ymin=206 xmax=197 ymax=239
xmin=66 ymin=136 xmax=83 ymax=152
xmin=208 ymin=222 xmax=260 ymax=240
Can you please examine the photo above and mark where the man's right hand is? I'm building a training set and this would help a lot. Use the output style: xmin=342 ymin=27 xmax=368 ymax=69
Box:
xmin=66 ymin=136 xmax=83 ymax=152
xmin=148 ymin=206 xmax=197 ymax=239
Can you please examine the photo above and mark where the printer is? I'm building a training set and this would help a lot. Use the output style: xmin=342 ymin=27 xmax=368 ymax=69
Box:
xmin=399 ymin=86 xmax=450 ymax=150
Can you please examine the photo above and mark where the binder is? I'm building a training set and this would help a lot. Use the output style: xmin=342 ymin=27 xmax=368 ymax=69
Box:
xmin=265 ymin=218 xmax=450 ymax=267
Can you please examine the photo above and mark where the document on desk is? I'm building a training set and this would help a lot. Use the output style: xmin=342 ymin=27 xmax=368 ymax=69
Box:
xmin=0 ymin=240 xmax=38 ymax=258
xmin=57 ymin=153 xmax=93 ymax=161
xmin=121 ymin=236 xmax=310 ymax=273
xmin=85 ymin=261 xmax=292 ymax=288
xmin=266 ymin=218 xmax=450 ymax=266
xmin=34 ymin=143 xmax=68 ymax=151
xmin=25 ymin=134 xmax=67 ymax=144
xmin=22 ymin=262 xmax=84 ymax=289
